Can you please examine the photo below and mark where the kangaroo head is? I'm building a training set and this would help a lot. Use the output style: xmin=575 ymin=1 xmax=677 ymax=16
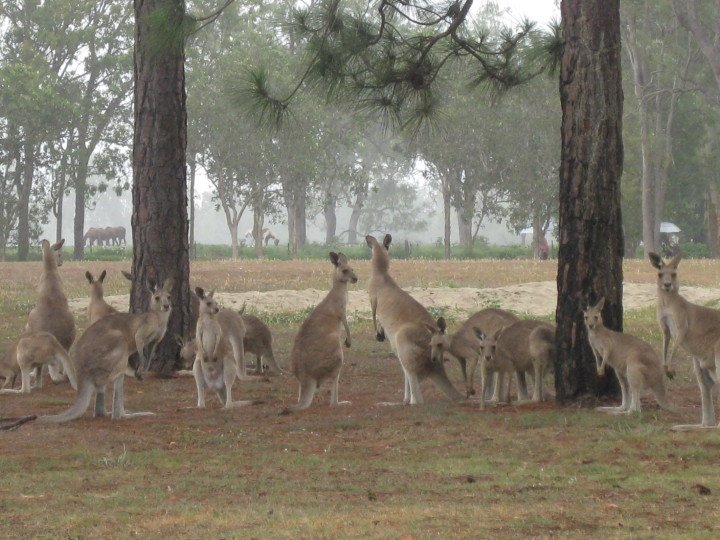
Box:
xmin=329 ymin=252 xmax=358 ymax=284
xmin=365 ymin=234 xmax=391 ymax=273
xmin=423 ymin=317 xmax=449 ymax=363
xmin=472 ymin=327 xmax=503 ymax=364
xmin=648 ymin=251 xmax=682 ymax=293
xmin=195 ymin=286 xmax=220 ymax=315
xmin=85 ymin=270 xmax=107 ymax=295
xmin=42 ymin=239 xmax=65 ymax=267
xmin=148 ymin=277 xmax=173 ymax=313
xmin=582 ymin=296 xmax=605 ymax=331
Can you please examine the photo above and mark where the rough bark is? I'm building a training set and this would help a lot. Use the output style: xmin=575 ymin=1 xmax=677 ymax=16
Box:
xmin=73 ymin=158 xmax=88 ymax=260
xmin=708 ymin=183 xmax=720 ymax=258
xmin=556 ymin=0 xmax=624 ymax=403
xmin=188 ymin=155 xmax=196 ymax=259
xmin=130 ymin=0 xmax=191 ymax=373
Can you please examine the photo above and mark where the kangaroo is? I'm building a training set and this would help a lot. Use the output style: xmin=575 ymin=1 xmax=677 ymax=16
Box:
xmin=25 ymin=239 xmax=75 ymax=385
xmin=472 ymin=320 xmax=555 ymax=407
xmin=0 ymin=332 xmax=76 ymax=394
xmin=0 ymin=343 xmax=20 ymax=390
xmin=85 ymin=270 xmax=117 ymax=324
xmin=445 ymin=308 xmax=525 ymax=399
xmin=584 ymin=297 xmax=678 ymax=415
xmin=193 ymin=288 xmax=256 ymax=408
xmin=649 ymin=252 xmax=719 ymax=429
xmin=177 ymin=313 xmax=285 ymax=376
xmin=284 ymin=252 xmax=358 ymax=413
xmin=39 ymin=277 xmax=173 ymax=422
xmin=367 ymin=234 xmax=464 ymax=405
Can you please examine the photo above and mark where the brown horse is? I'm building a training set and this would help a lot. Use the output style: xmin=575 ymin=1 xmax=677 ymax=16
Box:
xmin=84 ymin=226 xmax=126 ymax=247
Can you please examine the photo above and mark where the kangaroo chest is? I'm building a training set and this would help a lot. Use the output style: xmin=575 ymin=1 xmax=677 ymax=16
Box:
xmin=199 ymin=319 xmax=221 ymax=357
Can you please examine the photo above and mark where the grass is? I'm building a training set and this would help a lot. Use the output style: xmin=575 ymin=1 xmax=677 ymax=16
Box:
xmin=2 ymin=259 xmax=720 ymax=538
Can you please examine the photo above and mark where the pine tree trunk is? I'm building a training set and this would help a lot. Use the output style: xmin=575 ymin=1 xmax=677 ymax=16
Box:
xmin=130 ymin=0 xmax=191 ymax=373
xmin=556 ymin=0 xmax=624 ymax=403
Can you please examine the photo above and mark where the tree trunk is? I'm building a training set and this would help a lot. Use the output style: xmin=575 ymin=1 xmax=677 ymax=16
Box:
xmin=442 ymin=176 xmax=451 ymax=259
xmin=17 ymin=139 xmax=34 ymax=261
xmin=253 ymin=209 xmax=264 ymax=258
xmin=708 ymin=183 xmax=720 ymax=258
xmin=130 ymin=0 xmax=191 ymax=373
xmin=347 ymin=188 xmax=366 ymax=244
xmin=55 ymin=188 xmax=64 ymax=245
xmin=556 ymin=0 xmax=624 ymax=403
xmin=73 ymin=158 xmax=88 ymax=260
xmin=189 ymin=156 xmax=196 ymax=260
xmin=324 ymin=192 xmax=337 ymax=245
xmin=297 ymin=191 xmax=307 ymax=247
xmin=229 ymin=224 xmax=239 ymax=259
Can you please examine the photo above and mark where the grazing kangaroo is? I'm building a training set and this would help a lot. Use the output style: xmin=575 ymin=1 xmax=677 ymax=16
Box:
xmin=284 ymin=252 xmax=357 ymax=412
xmin=367 ymin=234 xmax=464 ymax=405
xmin=0 ymin=332 xmax=76 ymax=394
xmin=86 ymin=270 xmax=117 ymax=324
xmin=445 ymin=308 xmax=523 ymax=398
xmin=472 ymin=320 xmax=555 ymax=408
xmin=584 ymin=297 xmax=678 ymax=414
xmin=40 ymin=278 xmax=173 ymax=422
xmin=649 ymin=252 xmax=719 ymax=429
xmin=193 ymin=288 xmax=256 ymax=408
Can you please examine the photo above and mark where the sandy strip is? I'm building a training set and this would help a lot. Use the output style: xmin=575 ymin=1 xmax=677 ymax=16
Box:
xmin=67 ymin=281 xmax=720 ymax=319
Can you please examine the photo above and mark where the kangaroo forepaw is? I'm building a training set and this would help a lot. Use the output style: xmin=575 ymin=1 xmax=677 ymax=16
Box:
xmin=376 ymin=331 xmax=385 ymax=342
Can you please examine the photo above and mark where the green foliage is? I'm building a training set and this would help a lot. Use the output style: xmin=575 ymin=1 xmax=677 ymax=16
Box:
xmin=677 ymin=242 xmax=710 ymax=259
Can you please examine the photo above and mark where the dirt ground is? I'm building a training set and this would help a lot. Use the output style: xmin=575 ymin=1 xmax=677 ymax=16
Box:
xmin=2 ymin=258 xmax=720 ymax=538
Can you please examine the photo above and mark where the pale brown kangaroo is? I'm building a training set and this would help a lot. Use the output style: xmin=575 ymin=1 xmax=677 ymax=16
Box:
xmin=40 ymin=277 xmax=173 ymax=422
xmin=86 ymin=270 xmax=117 ymax=324
xmin=367 ymin=234 xmax=464 ymax=405
xmin=584 ymin=297 xmax=678 ymax=415
xmin=0 ymin=332 xmax=77 ymax=394
xmin=649 ymin=252 xmax=717 ymax=429
xmin=284 ymin=252 xmax=358 ymax=412
xmin=25 ymin=239 xmax=75 ymax=385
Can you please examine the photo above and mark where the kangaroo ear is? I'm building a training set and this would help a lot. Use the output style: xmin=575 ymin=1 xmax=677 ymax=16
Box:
xmin=147 ymin=278 xmax=158 ymax=293
xmin=648 ymin=252 xmax=663 ymax=269
xmin=175 ymin=335 xmax=185 ymax=348
xmin=194 ymin=287 xmax=205 ymax=299
xmin=472 ymin=327 xmax=486 ymax=341
xmin=365 ymin=235 xmax=374 ymax=248
xmin=121 ymin=270 xmax=133 ymax=282
xmin=596 ymin=296 xmax=606 ymax=310
xmin=329 ymin=252 xmax=340 ymax=267
xmin=41 ymin=239 xmax=50 ymax=250
xmin=436 ymin=317 xmax=446 ymax=334
xmin=85 ymin=271 xmax=94 ymax=284
xmin=383 ymin=234 xmax=392 ymax=249
xmin=668 ymin=252 xmax=683 ymax=269
xmin=99 ymin=270 xmax=107 ymax=283
xmin=51 ymin=238 xmax=65 ymax=250
xmin=163 ymin=277 xmax=175 ymax=293
xmin=422 ymin=322 xmax=437 ymax=335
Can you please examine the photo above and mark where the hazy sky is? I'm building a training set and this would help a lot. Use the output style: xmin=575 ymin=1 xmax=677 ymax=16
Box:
xmin=497 ymin=0 xmax=559 ymax=24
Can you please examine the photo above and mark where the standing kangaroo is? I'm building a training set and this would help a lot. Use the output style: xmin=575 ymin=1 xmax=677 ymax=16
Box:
xmin=367 ymin=234 xmax=464 ymax=405
xmin=649 ymin=252 xmax=719 ymax=429
xmin=472 ymin=320 xmax=555 ymax=408
xmin=584 ymin=297 xmax=678 ymax=415
xmin=86 ymin=270 xmax=117 ymax=324
xmin=25 ymin=239 xmax=75 ymax=385
xmin=444 ymin=308 xmax=524 ymax=399
xmin=40 ymin=278 xmax=173 ymax=422
xmin=193 ymin=288 xmax=256 ymax=408
xmin=284 ymin=252 xmax=357 ymax=413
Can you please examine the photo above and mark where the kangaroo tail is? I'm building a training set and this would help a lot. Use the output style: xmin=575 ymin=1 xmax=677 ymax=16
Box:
xmin=39 ymin=381 xmax=94 ymax=423
xmin=653 ymin=381 xmax=681 ymax=413
xmin=428 ymin=364 xmax=465 ymax=401
xmin=264 ymin=351 xmax=289 ymax=376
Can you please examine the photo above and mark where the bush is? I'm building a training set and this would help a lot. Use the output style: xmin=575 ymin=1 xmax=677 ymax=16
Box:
xmin=677 ymin=242 xmax=710 ymax=259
